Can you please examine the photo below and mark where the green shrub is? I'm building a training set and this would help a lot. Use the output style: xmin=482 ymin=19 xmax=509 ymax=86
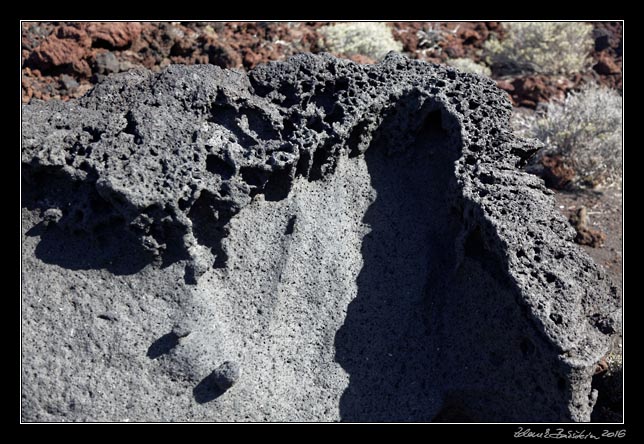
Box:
xmin=319 ymin=22 xmax=402 ymax=60
xmin=512 ymin=84 xmax=622 ymax=187
xmin=484 ymin=22 xmax=594 ymax=76
xmin=445 ymin=58 xmax=491 ymax=77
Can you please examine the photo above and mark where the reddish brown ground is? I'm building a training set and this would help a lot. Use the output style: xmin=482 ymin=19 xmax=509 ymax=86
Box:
xmin=21 ymin=21 xmax=622 ymax=105
xmin=555 ymin=187 xmax=623 ymax=292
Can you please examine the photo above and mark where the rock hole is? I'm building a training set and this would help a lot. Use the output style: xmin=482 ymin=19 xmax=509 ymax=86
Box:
xmin=240 ymin=166 xmax=268 ymax=190
xmin=347 ymin=120 xmax=371 ymax=158
xmin=549 ymin=313 xmax=563 ymax=325
xmin=335 ymin=77 xmax=350 ymax=92
xmin=308 ymin=143 xmax=333 ymax=182
xmin=83 ymin=126 xmax=102 ymax=143
xmin=323 ymin=104 xmax=345 ymax=124
xmin=295 ymin=149 xmax=312 ymax=177
xmin=209 ymin=102 xmax=256 ymax=147
xmin=589 ymin=313 xmax=615 ymax=334
xmin=123 ymin=111 xmax=143 ymax=145
xmin=187 ymin=190 xmax=231 ymax=268
xmin=177 ymin=197 xmax=190 ymax=211
xmin=281 ymin=117 xmax=297 ymax=139
xmin=307 ymin=116 xmax=326 ymax=133
xmin=264 ymin=168 xmax=292 ymax=202
xmin=243 ymin=107 xmax=280 ymax=140
xmin=205 ymin=154 xmax=235 ymax=180
xmin=479 ymin=173 xmax=495 ymax=185
xmin=300 ymin=80 xmax=313 ymax=93
xmin=248 ymin=75 xmax=273 ymax=98
xmin=284 ymin=215 xmax=296 ymax=235
xmin=277 ymin=82 xmax=300 ymax=107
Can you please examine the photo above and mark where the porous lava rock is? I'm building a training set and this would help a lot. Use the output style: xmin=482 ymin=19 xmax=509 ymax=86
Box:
xmin=21 ymin=53 xmax=620 ymax=422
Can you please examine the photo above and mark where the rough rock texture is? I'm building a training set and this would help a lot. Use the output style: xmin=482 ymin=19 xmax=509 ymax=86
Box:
xmin=21 ymin=53 xmax=621 ymax=422
xmin=211 ymin=361 xmax=241 ymax=391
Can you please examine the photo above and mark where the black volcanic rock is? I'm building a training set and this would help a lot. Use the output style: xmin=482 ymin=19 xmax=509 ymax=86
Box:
xmin=21 ymin=53 xmax=620 ymax=422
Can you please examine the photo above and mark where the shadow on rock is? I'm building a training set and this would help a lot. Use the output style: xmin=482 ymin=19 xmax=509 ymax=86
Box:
xmin=193 ymin=373 xmax=225 ymax=404
xmin=334 ymin=105 xmax=460 ymax=422
xmin=22 ymin=172 xmax=155 ymax=276
xmin=29 ymin=219 xmax=153 ymax=276
xmin=334 ymin=100 xmax=570 ymax=422
xmin=146 ymin=332 xmax=180 ymax=359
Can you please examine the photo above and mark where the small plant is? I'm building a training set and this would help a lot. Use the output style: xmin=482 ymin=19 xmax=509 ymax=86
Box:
xmin=484 ymin=22 xmax=594 ymax=76
xmin=416 ymin=23 xmax=459 ymax=56
xmin=319 ymin=22 xmax=402 ymax=61
xmin=512 ymin=84 xmax=622 ymax=188
xmin=446 ymin=58 xmax=491 ymax=77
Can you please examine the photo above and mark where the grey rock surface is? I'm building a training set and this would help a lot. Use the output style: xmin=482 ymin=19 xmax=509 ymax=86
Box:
xmin=21 ymin=53 xmax=621 ymax=422
xmin=212 ymin=361 xmax=241 ymax=391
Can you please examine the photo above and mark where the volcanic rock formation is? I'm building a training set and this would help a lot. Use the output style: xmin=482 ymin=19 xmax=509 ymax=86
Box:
xmin=21 ymin=53 xmax=621 ymax=422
